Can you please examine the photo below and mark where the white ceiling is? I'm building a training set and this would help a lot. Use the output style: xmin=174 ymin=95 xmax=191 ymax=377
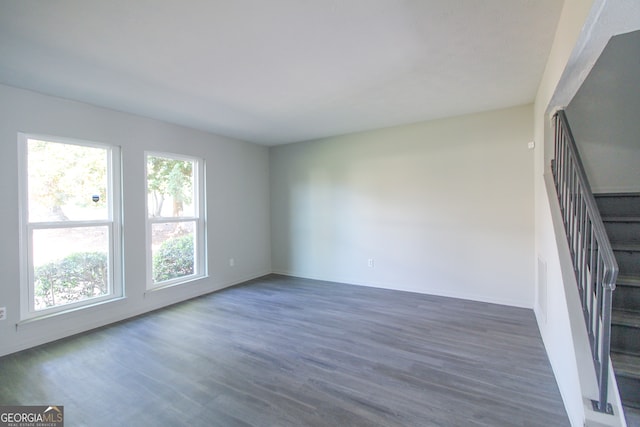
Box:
xmin=0 ymin=0 xmax=563 ymax=145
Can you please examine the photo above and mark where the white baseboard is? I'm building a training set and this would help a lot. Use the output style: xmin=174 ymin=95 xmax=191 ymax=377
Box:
xmin=271 ymin=269 xmax=532 ymax=309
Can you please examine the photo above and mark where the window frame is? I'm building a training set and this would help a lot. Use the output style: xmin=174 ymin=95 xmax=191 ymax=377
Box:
xmin=18 ymin=133 xmax=123 ymax=320
xmin=144 ymin=151 xmax=206 ymax=290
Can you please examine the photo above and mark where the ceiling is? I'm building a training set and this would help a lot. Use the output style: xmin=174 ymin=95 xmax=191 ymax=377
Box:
xmin=0 ymin=0 xmax=564 ymax=145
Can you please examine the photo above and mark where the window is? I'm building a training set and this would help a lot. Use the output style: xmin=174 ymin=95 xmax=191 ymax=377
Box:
xmin=19 ymin=134 xmax=122 ymax=318
xmin=145 ymin=153 xmax=205 ymax=288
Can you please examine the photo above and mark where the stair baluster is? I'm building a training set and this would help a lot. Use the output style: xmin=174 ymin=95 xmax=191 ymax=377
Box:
xmin=552 ymin=110 xmax=617 ymax=415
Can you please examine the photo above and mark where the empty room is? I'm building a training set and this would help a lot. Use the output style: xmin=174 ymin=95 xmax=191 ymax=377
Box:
xmin=1 ymin=1 xmax=639 ymax=426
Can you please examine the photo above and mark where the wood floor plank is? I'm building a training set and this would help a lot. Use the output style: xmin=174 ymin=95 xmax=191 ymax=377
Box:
xmin=0 ymin=275 xmax=569 ymax=426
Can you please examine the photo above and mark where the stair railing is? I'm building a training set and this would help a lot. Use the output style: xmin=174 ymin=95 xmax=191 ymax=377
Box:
xmin=552 ymin=110 xmax=618 ymax=414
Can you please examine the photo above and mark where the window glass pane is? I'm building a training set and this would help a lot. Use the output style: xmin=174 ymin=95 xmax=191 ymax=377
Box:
xmin=151 ymin=221 xmax=195 ymax=283
xmin=27 ymin=139 xmax=108 ymax=222
xmin=32 ymin=226 xmax=109 ymax=311
xmin=147 ymin=156 xmax=195 ymax=218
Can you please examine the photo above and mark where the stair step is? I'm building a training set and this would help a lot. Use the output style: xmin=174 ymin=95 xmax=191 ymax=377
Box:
xmin=595 ymin=193 xmax=640 ymax=217
xmin=614 ymin=277 xmax=640 ymax=311
xmin=617 ymin=375 xmax=640 ymax=411
xmin=612 ymin=352 xmax=640 ymax=378
xmin=624 ymin=405 xmax=640 ymax=424
xmin=612 ymin=311 xmax=640 ymax=354
xmin=612 ymin=243 xmax=640 ymax=252
xmin=618 ymin=275 xmax=640 ymax=287
xmin=603 ymin=216 xmax=640 ymax=223
xmin=612 ymin=351 xmax=640 ymax=409
xmin=619 ymin=376 xmax=640 ymax=410
xmin=612 ymin=248 xmax=640 ymax=276
xmin=602 ymin=220 xmax=640 ymax=245
xmin=612 ymin=310 xmax=640 ymax=328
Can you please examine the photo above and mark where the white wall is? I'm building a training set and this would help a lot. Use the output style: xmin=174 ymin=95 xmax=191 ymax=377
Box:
xmin=0 ymin=84 xmax=271 ymax=357
xmin=271 ymin=105 xmax=535 ymax=308
xmin=566 ymin=30 xmax=640 ymax=194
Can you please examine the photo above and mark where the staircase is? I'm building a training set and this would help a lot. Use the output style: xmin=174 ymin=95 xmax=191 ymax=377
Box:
xmin=595 ymin=193 xmax=640 ymax=418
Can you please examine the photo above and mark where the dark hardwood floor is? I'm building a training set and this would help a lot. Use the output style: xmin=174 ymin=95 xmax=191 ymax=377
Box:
xmin=0 ymin=275 xmax=569 ymax=426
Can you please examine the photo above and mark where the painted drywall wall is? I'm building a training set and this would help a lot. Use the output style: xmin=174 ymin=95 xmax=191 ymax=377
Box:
xmin=566 ymin=30 xmax=640 ymax=194
xmin=0 ymin=84 xmax=271 ymax=357
xmin=271 ymin=105 xmax=534 ymax=308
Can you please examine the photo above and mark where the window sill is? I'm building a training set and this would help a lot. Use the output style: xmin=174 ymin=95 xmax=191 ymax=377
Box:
xmin=17 ymin=296 xmax=127 ymax=330
xmin=144 ymin=274 xmax=208 ymax=297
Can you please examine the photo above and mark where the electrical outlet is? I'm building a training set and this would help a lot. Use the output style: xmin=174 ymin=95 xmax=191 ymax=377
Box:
xmin=229 ymin=258 xmax=235 ymax=267
xmin=0 ymin=307 xmax=6 ymax=321
xmin=367 ymin=258 xmax=374 ymax=268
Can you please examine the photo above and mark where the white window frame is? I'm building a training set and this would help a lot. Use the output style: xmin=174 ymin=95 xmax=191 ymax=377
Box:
xmin=145 ymin=151 xmax=206 ymax=289
xmin=18 ymin=133 xmax=123 ymax=320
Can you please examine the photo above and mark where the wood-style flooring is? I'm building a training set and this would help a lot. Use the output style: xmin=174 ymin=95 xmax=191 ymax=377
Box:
xmin=0 ymin=275 xmax=569 ymax=426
